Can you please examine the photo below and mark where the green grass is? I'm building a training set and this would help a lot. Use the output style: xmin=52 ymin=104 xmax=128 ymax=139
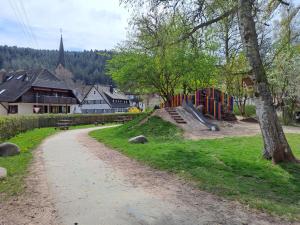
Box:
xmin=0 ymin=127 xmax=57 ymax=200
xmin=69 ymin=123 xmax=116 ymax=130
xmin=90 ymin=115 xmax=300 ymax=221
xmin=234 ymin=104 xmax=256 ymax=117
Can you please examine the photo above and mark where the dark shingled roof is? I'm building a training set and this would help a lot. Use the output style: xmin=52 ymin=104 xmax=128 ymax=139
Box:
xmin=0 ymin=69 xmax=71 ymax=102
xmin=94 ymin=85 xmax=130 ymax=108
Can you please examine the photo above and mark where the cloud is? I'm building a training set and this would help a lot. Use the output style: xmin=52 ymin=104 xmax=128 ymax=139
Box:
xmin=0 ymin=0 xmax=130 ymax=51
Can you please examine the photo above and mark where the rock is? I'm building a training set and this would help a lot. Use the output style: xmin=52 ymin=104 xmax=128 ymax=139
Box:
xmin=0 ymin=167 xmax=7 ymax=179
xmin=128 ymin=135 xmax=148 ymax=144
xmin=0 ymin=142 xmax=20 ymax=157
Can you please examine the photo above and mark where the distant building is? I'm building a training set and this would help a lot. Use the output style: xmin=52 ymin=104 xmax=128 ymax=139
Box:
xmin=79 ymin=85 xmax=130 ymax=114
xmin=0 ymin=69 xmax=79 ymax=115
xmin=143 ymin=93 xmax=162 ymax=109
xmin=54 ymin=35 xmax=75 ymax=86
xmin=125 ymin=92 xmax=145 ymax=111
xmin=53 ymin=35 xmax=131 ymax=114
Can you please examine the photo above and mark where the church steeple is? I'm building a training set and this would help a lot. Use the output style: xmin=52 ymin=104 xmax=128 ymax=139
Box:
xmin=57 ymin=34 xmax=65 ymax=67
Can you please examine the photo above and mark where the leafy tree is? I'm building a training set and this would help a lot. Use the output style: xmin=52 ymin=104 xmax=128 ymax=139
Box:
xmin=121 ymin=0 xmax=299 ymax=163
xmin=224 ymin=54 xmax=254 ymax=117
xmin=268 ymin=4 xmax=300 ymax=125
xmin=108 ymin=12 xmax=217 ymax=105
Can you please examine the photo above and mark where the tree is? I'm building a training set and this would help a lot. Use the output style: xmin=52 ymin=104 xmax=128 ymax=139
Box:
xmin=268 ymin=4 xmax=300 ymax=124
xmin=108 ymin=12 xmax=217 ymax=105
xmin=237 ymin=0 xmax=298 ymax=163
xmin=122 ymin=0 xmax=299 ymax=163
xmin=0 ymin=46 xmax=113 ymax=85
xmin=224 ymin=54 xmax=253 ymax=117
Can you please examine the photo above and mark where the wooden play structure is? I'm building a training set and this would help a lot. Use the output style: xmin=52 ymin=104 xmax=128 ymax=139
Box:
xmin=161 ymin=88 xmax=234 ymax=120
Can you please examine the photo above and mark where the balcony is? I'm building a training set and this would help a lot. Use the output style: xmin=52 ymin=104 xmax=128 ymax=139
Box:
xmin=21 ymin=95 xmax=77 ymax=104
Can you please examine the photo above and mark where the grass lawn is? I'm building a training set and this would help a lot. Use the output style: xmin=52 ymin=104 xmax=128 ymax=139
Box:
xmin=0 ymin=127 xmax=57 ymax=200
xmin=90 ymin=115 xmax=300 ymax=221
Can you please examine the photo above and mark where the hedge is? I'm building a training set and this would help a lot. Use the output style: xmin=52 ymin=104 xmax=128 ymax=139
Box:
xmin=0 ymin=113 xmax=143 ymax=141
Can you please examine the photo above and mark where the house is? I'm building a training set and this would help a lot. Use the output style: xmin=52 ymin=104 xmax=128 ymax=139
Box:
xmin=125 ymin=92 xmax=145 ymax=111
xmin=0 ymin=69 xmax=79 ymax=115
xmin=80 ymin=85 xmax=130 ymax=114
xmin=52 ymin=35 xmax=131 ymax=114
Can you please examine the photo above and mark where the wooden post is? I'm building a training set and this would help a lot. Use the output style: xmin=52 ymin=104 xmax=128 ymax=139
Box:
xmin=228 ymin=96 xmax=231 ymax=112
xmin=218 ymin=102 xmax=222 ymax=120
xmin=199 ymin=90 xmax=201 ymax=106
xmin=206 ymin=96 xmax=209 ymax=114
xmin=214 ymin=100 xmax=216 ymax=119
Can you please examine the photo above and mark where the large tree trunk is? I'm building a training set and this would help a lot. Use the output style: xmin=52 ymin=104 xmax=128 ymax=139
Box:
xmin=237 ymin=0 xmax=298 ymax=163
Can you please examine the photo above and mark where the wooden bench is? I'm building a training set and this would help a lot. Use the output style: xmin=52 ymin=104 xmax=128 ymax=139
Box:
xmin=94 ymin=121 xmax=105 ymax=126
xmin=114 ymin=116 xmax=131 ymax=124
xmin=55 ymin=120 xmax=73 ymax=130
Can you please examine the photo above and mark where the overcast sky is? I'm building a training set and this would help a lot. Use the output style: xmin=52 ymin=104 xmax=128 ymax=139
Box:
xmin=0 ymin=0 xmax=130 ymax=51
xmin=1 ymin=0 xmax=300 ymax=51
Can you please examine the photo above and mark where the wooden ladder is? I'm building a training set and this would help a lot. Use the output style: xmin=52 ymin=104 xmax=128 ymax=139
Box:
xmin=165 ymin=108 xmax=187 ymax=124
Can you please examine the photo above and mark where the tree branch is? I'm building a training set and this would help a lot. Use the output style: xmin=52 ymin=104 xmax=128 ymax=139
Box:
xmin=180 ymin=5 xmax=238 ymax=41
xmin=278 ymin=0 xmax=289 ymax=6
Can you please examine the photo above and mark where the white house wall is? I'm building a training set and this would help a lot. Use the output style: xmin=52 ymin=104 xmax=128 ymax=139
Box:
xmin=71 ymin=104 xmax=82 ymax=114
xmin=0 ymin=102 xmax=77 ymax=115
xmin=0 ymin=102 xmax=8 ymax=115
xmin=86 ymin=87 xmax=105 ymax=100
xmin=81 ymin=87 xmax=111 ymax=110
xmin=15 ymin=103 xmax=34 ymax=114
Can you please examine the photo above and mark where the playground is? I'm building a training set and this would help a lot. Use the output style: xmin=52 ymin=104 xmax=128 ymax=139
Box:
xmin=158 ymin=88 xmax=300 ymax=139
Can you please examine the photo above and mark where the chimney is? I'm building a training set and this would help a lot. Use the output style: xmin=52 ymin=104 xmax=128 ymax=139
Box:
xmin=109 ymin=85 xmax=114 ymax=93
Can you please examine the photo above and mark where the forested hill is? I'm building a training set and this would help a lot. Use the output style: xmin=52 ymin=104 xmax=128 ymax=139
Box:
xmin=0 ymin=45 xmax=113 ymax=85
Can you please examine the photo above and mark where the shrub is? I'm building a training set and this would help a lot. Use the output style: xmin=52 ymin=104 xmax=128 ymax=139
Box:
xmin=233 ymin=104 xmax=256 ymax=117
xmin=0 ymin=113 xmax=142 ymax=141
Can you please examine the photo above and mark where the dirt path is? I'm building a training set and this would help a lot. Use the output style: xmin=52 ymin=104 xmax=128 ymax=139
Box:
xmin=154 ymin=108 xmax=300 ymax=140
xmin=1 ymin=127 xmax=297 ymax=225
xmin=0 ymin=146 xmax=60 ymax=225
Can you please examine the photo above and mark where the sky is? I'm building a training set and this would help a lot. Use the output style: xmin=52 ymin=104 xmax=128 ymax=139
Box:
xmin=1 ymin=0 xmax=300 ymax=51
xmin=0 ymin=0 xmax=131 ymax=51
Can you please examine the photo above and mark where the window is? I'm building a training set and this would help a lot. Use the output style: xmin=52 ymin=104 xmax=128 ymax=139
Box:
xmin=33 ymin=105 xmax=48 ymax=114
xmin=17 ymin=75 xmax=24 ymax=80
xmin=50 ymin=106 xmax=59 ymax=113
xmin=0 ymin=89 xmax=6 ymax=95
xmin=8 ymin=105 xmax=18 ymax=114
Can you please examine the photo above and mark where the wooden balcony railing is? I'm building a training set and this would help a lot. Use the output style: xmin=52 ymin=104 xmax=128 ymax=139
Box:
xmin=21 ymin=95 xmax=77 ymax=104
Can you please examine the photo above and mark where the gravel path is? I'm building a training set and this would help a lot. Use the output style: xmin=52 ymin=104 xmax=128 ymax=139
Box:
xmin=1 ymin=126 xmax=296 ymax=225
xmin=41 ymin=127 xmax=292 ymax=225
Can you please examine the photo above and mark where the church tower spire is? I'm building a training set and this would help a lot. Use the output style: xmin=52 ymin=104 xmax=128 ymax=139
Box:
xmin=57 ymin=34 xmax=65 ymax=67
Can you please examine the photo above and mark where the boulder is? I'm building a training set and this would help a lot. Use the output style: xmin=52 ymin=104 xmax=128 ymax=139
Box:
xmin=0 ymin=142 xmax=20 ymax=157
xmin=128 ymin=135 xmax=148 ymax=144
xmin=0 ymin=167 xmax=7 ymax=179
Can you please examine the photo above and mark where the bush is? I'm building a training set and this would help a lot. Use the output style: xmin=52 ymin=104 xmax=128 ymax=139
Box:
xmin=0 ymin=113 xmax=143 ymax=141
xmin=233 ymin=104 xmax=256 ymax=117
